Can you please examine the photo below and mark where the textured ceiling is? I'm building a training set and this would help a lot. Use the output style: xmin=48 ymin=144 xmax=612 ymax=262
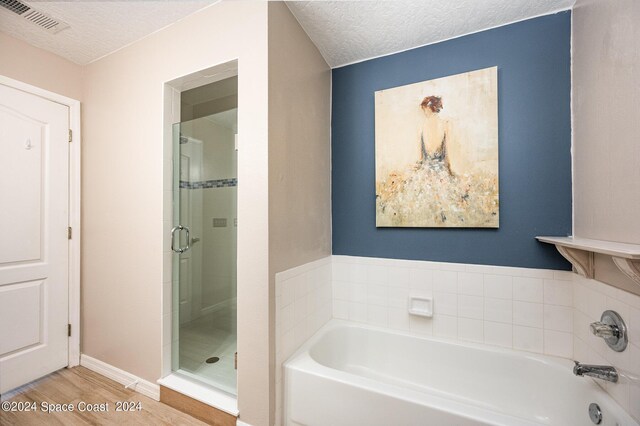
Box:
xmin=1 ymin=1 xmax=575 ymax=68
xmin=0 ymin=0 xmax=216 ymax=65
xmin=286 ymin=0 xmax=575 ymax=68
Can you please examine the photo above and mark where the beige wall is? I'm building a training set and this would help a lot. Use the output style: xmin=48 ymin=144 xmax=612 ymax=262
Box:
xmin=572 ymin=0 xmax=640 ymax=244
xmin=268 ymin=2 xmax=332 ymax=274
xmin=81 ymin=2 xmax=270 ymax=425
xmin=268 ymin=3 xmax=332 ymax=423
xmin=0 ymin=32 xmax=82 ymax=100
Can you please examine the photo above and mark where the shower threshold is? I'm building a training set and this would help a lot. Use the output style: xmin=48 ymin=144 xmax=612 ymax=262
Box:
xmin=157 ymin=372 xmax=238 ymax=416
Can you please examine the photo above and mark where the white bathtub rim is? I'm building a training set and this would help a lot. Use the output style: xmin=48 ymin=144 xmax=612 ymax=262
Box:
xmin=285 ymin=319 xmax=573 ymax=371
xmin=283 ymin=319 xmax=639 ymax=426
xmin=283 ymin=320 xmax=553 ymax=426
xmin=285 ymin=350 xmax=544 ymax=426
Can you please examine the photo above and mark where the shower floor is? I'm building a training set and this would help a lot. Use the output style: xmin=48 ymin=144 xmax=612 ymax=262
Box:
xmin=179 ymin=304 xmax=237 ymax=395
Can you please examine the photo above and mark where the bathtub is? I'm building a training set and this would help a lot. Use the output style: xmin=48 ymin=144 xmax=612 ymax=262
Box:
xmin=284 ymin=320 xmax=638 ymax=426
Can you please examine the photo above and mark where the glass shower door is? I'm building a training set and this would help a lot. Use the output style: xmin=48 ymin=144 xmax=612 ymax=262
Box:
xmin=171 ymin=110 xmax=238 ymax=395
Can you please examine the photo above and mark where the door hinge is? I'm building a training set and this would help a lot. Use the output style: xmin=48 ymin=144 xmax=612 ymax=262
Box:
xmin=234 ymin=352 xmax=237 ymax=370
xmin=68 ymin=324 xmax=71 ymax=337
xmin=69 ymin=129 xmax=72 ymax=143
xmin=68 ymin=227 xmax=72 ymax=239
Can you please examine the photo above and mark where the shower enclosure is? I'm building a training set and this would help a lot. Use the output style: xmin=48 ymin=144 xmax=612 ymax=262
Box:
xmin=171 ymin=107 xmax=238 ymax=395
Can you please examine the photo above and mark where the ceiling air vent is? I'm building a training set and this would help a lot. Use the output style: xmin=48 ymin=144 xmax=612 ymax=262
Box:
xmin=0 ymin=0 xmax=70 ymax=34
xmin=0 ymin=0 xmax=30 ymax=15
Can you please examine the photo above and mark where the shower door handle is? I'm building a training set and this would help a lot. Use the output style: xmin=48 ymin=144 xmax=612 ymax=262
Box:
xmin=171 ymin=226 xmax=182 ymax=253
xmin=171 ymin=225 xmax=191 ymax=254
xmin=182 ymin=226 xmax=191 ymax=253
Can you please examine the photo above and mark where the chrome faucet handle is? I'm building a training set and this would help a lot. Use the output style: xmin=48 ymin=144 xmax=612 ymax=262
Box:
xmin=589 ymin=311 xmax=627 ymax=352
xmin=590 ymin=321 xmax=619 ymax=338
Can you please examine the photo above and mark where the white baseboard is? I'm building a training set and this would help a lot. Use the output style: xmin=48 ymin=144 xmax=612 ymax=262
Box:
xmin=236 ymin=420 xmax=253 ymax=426
xmin=80 ymin=354 xmax=160 ymax=401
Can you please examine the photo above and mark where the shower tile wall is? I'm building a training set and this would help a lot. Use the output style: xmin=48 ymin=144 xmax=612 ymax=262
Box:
xmin=179 ymin=116 xmax=237 ymax=318
xmin=203 ymin=121 xmax=237 ymax=314
xmin=202 ymin=184 xmax=237 ymax=311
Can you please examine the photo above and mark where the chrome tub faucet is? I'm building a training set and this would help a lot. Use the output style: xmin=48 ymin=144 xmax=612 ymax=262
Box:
xmin=573 ymin=361 xmax=618 ymax=383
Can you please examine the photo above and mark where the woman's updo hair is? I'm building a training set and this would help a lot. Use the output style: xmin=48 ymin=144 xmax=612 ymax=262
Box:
xmin=420 ymin=96 xmax=443 ymax=113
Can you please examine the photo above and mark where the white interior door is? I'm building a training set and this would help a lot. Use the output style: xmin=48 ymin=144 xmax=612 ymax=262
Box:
xmin=0 ymin=83 xmax=69 ymax=394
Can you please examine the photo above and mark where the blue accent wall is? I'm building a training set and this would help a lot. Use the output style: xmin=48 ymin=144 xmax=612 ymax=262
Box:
xmin=331 ymin=12 xmax=572 ymax=270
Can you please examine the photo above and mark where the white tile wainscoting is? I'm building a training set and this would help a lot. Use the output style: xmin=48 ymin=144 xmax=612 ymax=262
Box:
xmin=275 ymin=256 xmax=332 ymax=426
xmin=274 ymin=255 xmax=640 ymax=425
xmin=573 ymin=275 xmax=640 ymax=421
xmin=332 ymin=255 xmax=575 ymax=358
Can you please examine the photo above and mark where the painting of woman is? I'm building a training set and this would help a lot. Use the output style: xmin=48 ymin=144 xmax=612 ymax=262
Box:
xmin=374 ymin=66 xmax=499 ymax=228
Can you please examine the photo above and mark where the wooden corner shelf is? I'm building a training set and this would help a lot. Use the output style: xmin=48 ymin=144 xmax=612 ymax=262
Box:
xmin=536 ymin=236 xmax=640 ymax=286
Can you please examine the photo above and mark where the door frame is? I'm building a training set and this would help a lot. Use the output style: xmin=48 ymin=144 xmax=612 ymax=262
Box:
xmin=0 ymin=75 xmax=81 ymax=368
xmin=161 ymin=60 xmax=238 ymax=379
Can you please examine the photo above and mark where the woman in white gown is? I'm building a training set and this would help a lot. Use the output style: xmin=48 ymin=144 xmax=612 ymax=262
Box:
xmin=418 ymin=95 xmax=453 ymax=176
